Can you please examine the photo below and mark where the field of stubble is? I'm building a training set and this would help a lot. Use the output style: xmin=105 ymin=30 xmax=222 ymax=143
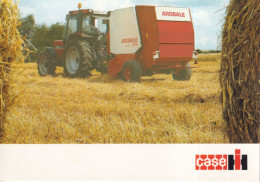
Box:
xmin=0 ymin=54 xmax=228 ymax=143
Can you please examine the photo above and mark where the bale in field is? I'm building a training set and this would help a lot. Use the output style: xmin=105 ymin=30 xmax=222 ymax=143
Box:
xmin=220 ymin=0 xmax=259 ymax=143
xmin=0 ymin=0 xmax=23 ymax=126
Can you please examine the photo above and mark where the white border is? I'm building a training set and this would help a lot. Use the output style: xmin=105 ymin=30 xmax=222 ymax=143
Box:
xmin=0 ymin=144 xmax=259 ymax=181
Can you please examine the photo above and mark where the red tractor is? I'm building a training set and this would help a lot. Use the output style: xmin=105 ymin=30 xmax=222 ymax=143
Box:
xmin=38 ymin=4 xmax=197 ymax=82
xmin=38 ymin=3 xmax=111 ymax=77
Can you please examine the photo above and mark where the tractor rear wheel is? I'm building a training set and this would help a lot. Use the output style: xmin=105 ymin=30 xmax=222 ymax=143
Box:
xmin=37 ymin=50 xmax=56 ymax=76
xmin=122 ymin=60 xmax=142 ymax=82
xmin=172 ymin=62 xmax=192 ymax=81
xmin=64 ymin=39 xmax=94 ymax=77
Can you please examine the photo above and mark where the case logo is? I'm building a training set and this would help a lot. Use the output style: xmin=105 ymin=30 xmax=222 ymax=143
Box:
xmin=195 ymin=149 xmax=248 ymax=170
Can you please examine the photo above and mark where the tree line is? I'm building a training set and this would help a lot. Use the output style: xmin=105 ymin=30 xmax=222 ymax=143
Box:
xmin=195 ymin=49 xmax=221 ymax=54
xmin=19 ymin=14 xmax=65 ymax=62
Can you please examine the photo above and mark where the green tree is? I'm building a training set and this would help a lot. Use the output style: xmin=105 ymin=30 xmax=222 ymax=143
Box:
xmin=195 ymin=49 xmax=203 ymax=54
xmin=19 ymin=14 xmax=65 ymax=62
xmin=31 ymin=24 xmax=49 ymax=51
xmin=28 ymin=23 xmax=65 ymax=62
xmin=31 ymin=23 xmax=65 ymax=52
xmin=47 ymin=23 xmax=65 ymax=45
xmin=19 ymin=14 xmax=35 ymax=40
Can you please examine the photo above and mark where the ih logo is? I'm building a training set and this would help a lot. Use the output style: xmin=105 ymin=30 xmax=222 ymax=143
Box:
xmin=195 ymin=149 xmax=248 ymax=170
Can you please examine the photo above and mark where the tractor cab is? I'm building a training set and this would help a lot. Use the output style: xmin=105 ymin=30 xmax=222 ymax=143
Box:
xmin=63 ymin=4 xmax=110 ymax=40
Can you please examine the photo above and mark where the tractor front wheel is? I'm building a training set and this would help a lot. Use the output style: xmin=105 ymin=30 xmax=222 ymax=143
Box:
xmin=122 ymin=60 xmax=142 ymax=82
xmin=172 ymin=62 xmax=192 ymax=81
xmin=37 ymin=50 xmax=56 ymax=76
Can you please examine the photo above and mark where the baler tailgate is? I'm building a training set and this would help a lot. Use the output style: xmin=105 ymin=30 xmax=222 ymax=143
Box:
xmin=158 ymin=21 xmax=194 ymax=44
xmin=158 ymin=21 xmax=194 ymax=58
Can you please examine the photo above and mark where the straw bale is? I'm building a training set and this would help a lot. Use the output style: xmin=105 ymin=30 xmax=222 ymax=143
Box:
xmin=0 ymin=0 xmax=23 ymax=126
xmin=220 ymin=0 xmax=259 ymax=143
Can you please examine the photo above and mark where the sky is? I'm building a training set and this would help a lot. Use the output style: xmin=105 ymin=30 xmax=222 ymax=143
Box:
xmin=18 ymin=0 xmax=230 ymax=50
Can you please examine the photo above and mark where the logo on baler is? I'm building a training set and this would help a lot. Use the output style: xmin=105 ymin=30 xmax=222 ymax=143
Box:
xmin=156 ymin=7 xmax=191 ymax=22
xmin=121 ymin=37 xmax=138 ymax=47
xmin=162 ymin=11 xmax=185 ymax=17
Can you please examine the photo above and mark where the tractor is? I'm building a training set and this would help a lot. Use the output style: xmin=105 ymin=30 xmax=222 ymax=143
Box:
xmin=38 ymin=4 xmax=198 ymax=82
xmin=38 ymin=3 xmax=111 ymax=77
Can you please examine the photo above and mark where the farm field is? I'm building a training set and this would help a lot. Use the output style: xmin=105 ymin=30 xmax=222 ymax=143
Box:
xmin=0 ymin=54 xmax=228 ymax=144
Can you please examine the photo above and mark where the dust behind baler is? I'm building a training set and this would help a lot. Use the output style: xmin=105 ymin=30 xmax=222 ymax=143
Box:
xmin=37 ymin=5 xmax=197 ymax=82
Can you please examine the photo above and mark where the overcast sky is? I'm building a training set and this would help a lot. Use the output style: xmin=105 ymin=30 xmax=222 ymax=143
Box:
xmin=18 ymin=0 xmax=230 ymax=50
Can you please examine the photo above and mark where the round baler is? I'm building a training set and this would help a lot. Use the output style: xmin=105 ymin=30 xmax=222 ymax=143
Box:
xmin=107 ymin=5 xmax=197 ymax=82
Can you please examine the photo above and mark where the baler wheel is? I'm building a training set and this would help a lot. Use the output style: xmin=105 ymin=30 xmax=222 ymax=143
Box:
xmin=64 ymin=39 xmax=94 ymax=78
xmin=37 ymin=50 xmax=56 ymax=76
xmin=172 ymin=62 xmax=192 ymax=81
xmin=122 ymin=60 xmax=142 ymax=82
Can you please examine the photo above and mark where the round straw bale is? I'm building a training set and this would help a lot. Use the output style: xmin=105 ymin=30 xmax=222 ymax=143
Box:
xmin=220 ymin=0 xmax=260 ymax=143
xmin=0 ymin=0 xmax=23 ymax=123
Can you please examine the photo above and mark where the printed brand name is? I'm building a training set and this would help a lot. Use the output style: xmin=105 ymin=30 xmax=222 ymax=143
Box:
xmin=121 ymin=38 xmax=138 ymax=43
xmin=195 ymin=149 xmax=248 ymax=170
xmin=162 ymin=11 xmax=185 ymax=17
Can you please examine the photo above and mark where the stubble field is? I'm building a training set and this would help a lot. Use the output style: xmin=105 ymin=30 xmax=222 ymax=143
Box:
xmin=0 ymin=53 xmax=228 ymax=144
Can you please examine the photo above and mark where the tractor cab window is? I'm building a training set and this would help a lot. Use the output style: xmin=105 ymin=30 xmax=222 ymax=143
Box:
xmin=82 ymin=16 xmax=97 ymax=33
xmin=82 ymin=15 xmax=108 ymax=34
xmin=96 ymin=18 xmax=108 ymax=33
xmin=67 ymin=16 xmax=78 ymax=38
